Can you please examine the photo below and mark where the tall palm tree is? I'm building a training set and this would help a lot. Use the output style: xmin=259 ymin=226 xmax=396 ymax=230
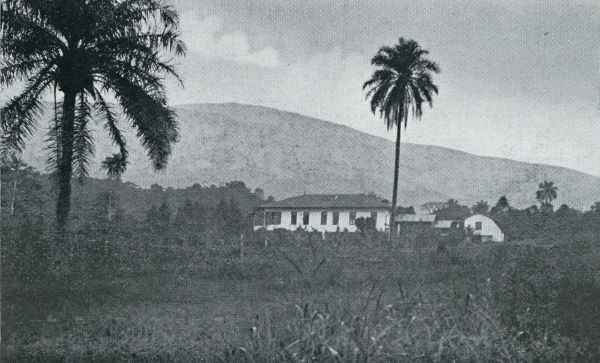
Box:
xmin=536 ymin=180 xmax=558 ymax=212
xmin=363 ymin=38 xmax=440 ymax=238
xmin=0 ymin=0 xmax=185 ymax=230
xmin=101 ymin=153 xmax=127 ymax=220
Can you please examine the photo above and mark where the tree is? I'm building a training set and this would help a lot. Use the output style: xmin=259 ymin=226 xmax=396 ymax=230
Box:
xmin=421 ymin=201 xmax=446 ymax=215
xmin=101 ymin=153 xmax=127 ymax=220
xmin=491 ymin=196 xmax=510 ymax=214
xmin=355 ymin=217 xmax=376 ymax=234
xmin=145 ymin=202 xmax=171 ymax=233
xmin=0 ymin=157 xmax=42 ymax=218
xmin=174 ymin=199 xmax=205 ymax=234
xmin=101 ymin=153 xmax=127 ymax=182
xmin=472 ymin=200 xmax=489 ymax=214
xmin=2 ymin=157 xmax=33 ymax=215
xmin=363 ymin=38 xmax=439 ymax=239
xmin=0 ymin=0 xmax=185 ymax=230
xmin=396 ymin=205 xmax=415 ymax=215
xmin=590 ymin=201 xmax=600 ymax=215
xmin=536 ymin=181 xmax=558 ymax=213
xmin=555 ymin=204 xmax=579 ymax=217
xmin=435 ymin=199 xmax=471 ymax=220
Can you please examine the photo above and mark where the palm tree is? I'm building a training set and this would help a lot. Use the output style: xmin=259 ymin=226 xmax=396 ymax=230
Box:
xmin=101 ymin=153 xmax=127 ymax=182
xmin=0 ymin=0 xmax=185 ymax=230
xmin=535 ymin=180 xmax=558 ymax=212
xmin=101 ymin=153 xmax=127 ymax=220
xmin=363 ymin=38 xmax=440 ymax=238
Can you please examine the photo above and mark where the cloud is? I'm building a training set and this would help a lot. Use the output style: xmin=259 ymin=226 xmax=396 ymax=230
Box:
xmin=180 ymin=12 xmax=281 ymax=68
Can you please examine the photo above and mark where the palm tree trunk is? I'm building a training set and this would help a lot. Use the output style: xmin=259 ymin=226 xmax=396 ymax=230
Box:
xmin=10 ymin=178 xmax=17 ymax=216
xmin=56 ymin=91 xmax=77 ymax=231
xmin=389 ymin=124 xmax=402 ymax=242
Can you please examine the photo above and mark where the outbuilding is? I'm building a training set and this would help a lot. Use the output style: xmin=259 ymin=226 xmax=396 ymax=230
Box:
xmin=464 ymin=214 xmax=505 ymax=242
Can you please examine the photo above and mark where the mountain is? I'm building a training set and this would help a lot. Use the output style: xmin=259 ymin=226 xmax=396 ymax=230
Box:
xmin=17 ymin=102 xmax=600 ymax=210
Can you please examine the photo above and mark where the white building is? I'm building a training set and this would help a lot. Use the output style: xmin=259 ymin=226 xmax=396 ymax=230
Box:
xmin=464 ymin=214 xmax=505 ymax=242
xmin=254 ymin=194 xmax=390 ymax=232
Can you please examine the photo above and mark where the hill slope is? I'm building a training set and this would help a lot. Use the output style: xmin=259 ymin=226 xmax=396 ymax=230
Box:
xmin=18 ymin=102 xmax=600 ymax=209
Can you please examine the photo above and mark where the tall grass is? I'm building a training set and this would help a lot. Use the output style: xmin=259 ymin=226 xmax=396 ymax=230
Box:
xmin=3 ymin=231 xmax=600 ymax=361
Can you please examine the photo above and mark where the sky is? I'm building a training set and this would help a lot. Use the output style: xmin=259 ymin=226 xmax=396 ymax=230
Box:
xmin=169 ymin=1 xmax=599 ymax=176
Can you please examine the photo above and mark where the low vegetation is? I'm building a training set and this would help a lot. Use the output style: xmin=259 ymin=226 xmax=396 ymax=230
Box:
xmin=4 ymin=167 xmax=600 ymax=361
xmin=3 ymin=223 xmax=600 ymax=361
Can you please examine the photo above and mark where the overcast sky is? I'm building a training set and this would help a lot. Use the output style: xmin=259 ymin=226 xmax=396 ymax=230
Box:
xmin=166 ymin=0 xmax=600 ymax=176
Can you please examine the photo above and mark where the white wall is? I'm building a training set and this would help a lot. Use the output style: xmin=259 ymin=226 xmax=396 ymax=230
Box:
xmin=464 ymin=214 xmax=504 ymax=242
xmin=256 ymin=209 xmax=390 ymax=232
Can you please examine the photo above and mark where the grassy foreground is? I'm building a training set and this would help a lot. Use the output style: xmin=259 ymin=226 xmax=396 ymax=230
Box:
xmin=3 ymin=236 xmax=600 ymax=362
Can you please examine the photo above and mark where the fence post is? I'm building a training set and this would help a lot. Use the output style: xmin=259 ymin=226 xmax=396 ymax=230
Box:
xmin=240 ymin=233 xmax=244 ymax=262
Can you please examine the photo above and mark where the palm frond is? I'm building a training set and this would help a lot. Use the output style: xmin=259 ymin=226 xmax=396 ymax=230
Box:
xmin=72 ymin=93 xmax=95 ymax=182
xmin=364 ymin=38 xmax=439 ymax=132
xmin=1 ymin=70 xmax=53 ymax=158
xmin=93 ymin=92 xmax=128 ymax=162
xmin=110 ymin=76 xmax=178 ymax=170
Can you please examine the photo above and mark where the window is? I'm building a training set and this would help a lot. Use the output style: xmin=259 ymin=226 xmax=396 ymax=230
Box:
xmin=332 ymin=211 xmax=339 ymax=225
xmin=303 ymin=211 xmax=310 ymax=225
xmin=475 ymin=221 xmax=482 ymax=230
xmin=273 ymin=212 xmax=281 ymax=225
xmin=265 ymin=211 xmax=281 ymax=225
xmin=321 ymin=211 xmax=327 ymax=225
xmin=291 ymin=211 xmax=297 ymax=225
xmin=349 ymin=211 xmax=356 ymax=225
xmin=371 ymin=211 xmax=377 ymax=224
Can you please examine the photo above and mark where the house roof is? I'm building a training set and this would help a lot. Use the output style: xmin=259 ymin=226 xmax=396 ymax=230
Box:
xmin=259 ymin=194 xmax=389 ymax=209
xmin=395 ymin=214 xmax=436 ymax=223
xmin=434 ymin=220 xmax=463 ymax=228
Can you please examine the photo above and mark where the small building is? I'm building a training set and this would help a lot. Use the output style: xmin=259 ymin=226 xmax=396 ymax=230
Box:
xmin=464 ymin=214 xmax=505 ymax=242
xmin=434 ymin=220 xmax=464 ymax=238
xmin=434 ymin=220 xmax=464 ymax=230
xmin=395 ymin=214 xmax=436 ymax=236
xmin=254 ymin=194 xmax=390 ymax=232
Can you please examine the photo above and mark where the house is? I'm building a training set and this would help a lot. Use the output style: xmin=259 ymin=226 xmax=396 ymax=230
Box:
xmin=464 ymin=214 xmax=505 ymax=242
xmin=395 ymin=214 xmax=436 ymax=236
xmin=253 ymin=194 xmax=390 ymax=232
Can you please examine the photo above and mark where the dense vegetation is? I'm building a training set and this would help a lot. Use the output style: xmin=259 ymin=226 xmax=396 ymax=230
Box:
xmin=3 ymin=166 xmax=600 ymax=361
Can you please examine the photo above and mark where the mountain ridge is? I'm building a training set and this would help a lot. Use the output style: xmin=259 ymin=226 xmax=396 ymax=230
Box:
xmin=16 ymin=102 xmax=600 ymax=210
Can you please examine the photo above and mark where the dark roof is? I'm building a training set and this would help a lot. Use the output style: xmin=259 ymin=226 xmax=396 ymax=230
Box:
xmin=396 ymin=214 xmax=436 ymax=223
xmin=259 ymin=194 xmax=389 ymax=209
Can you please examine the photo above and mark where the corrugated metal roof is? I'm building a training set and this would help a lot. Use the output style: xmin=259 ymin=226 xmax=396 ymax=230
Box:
xmin=258 ymin=194 xmax=389 ymax=209
xmin=395 ymin=214 xmax=436 ymax=223
xmin=434 ymin=220 xmax=463 ymax=228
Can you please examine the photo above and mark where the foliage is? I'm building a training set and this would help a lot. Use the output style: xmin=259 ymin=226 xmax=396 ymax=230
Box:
xmin=363 ymin=37 xmax=440 ymax=231
xmin=472 ymin=200 xmax=490 ymax=214
xmin=536 ymin=180 xmax=558 ymax=212
xmin=354 ymin=216 xmax=375 ymax=233
xmin=101 ymin=153 xmax=127 ymax=181
xmin=434 ymin=199 xmax=471 ymax=220
xmin=395 ymin=205 xmax=415 ymax=214
xmin=490 ymin=195 xmax=510 ymax=214
xmin=0 ymin=0 xmax=185 ymax=227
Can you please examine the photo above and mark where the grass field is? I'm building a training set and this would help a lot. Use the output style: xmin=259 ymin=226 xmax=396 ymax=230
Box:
xmin=2 ymin=237 xmax=600 ymax=362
